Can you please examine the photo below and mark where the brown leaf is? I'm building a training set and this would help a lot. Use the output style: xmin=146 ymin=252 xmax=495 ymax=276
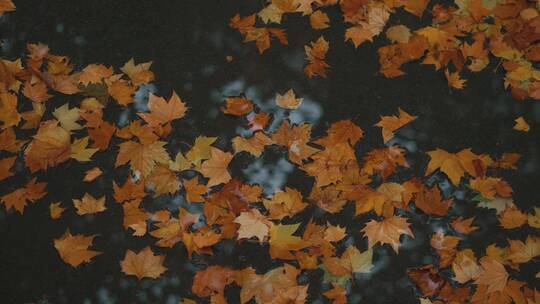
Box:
xmin=73 ymin=193 xmax=107 ymax=215
xmin=361 ymin=216 xmax=414 ymax=253
xmin=120 ymin=247 xmax=167 ymax=280
xmin=54 ymin=229 xmax=101 ymax=267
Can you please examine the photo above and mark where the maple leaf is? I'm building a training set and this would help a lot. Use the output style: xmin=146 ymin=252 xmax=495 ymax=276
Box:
xmin=146 ymin=165 xmax=180 ymax=195
xmin=73 ymin=193 xmax=107 ymax=215
xmin=451 ymin=217 xmax=479 ymax=234
xmin=263 ymin=187 xmax=307 ymax=220
xmin=362 ymin=145 xmax=409 ymax=179
xmin=87 ymin=121 xmax=116 ymax=150
xmin=271 ymin=120 xmax=319 ymax=164
xmin=247 ymin=112 xmax=270 ymax=131
xmin=221 ymin=96 xmax=254 ymax=116
xmin=324 ymin=223 xmax=347 ymax=242
xmin=198 ymin=147 xmax=233 ymax=187
xmin=107 ymin=78 xmax=136 ymax=106
xmin=0 ymin=177 xmax=47 ymax=213
xmin=498 ymin=205 xmax=527 ymax=229
xmin=361 ymin=216 xmax=414 ymax=253
xmin=237 ymin=264 xmax=305 ymax=304
xmin=123 ymin=200 xmax=148 ymax=236
xmin=70 ymin=136 xmax=98 ymax=162
xmin=258 ymin=4 xmax=284 ymax=24
xmin=302 ymin=143 xmax=356 ymax=187
xmin=232 ymin=131 xmax=273 ymax=157
xmin=54 ymin=229 xmax=101 ymax=267
xmin=120 ymin=58 xmax=154 ymax=85
xmin=169 ymin=151 xmax=191 ymax=172
xmin=138 ymin=91 xmax=187 ymax=126
xmin=183 ymin=177 xmax=207 ymax=203
xmin=192 ymin=266 xmax=236 ymax=301
xmin=452 ymin=249 xmax=483 ymax=283
xmin=22 ymin=81 xmax=52 ymax=103
xmin=444 ymin=69 xmax=467 ymax=89
xmin=324 ymin=245 xmax=373 ymax=276
xmin=120 ymin=247 xmax=167 ymax=280
xmin=414 ymin=185 xmax=452 ymax=216
xmin=430 ymin=230 xmax=460 ymax=268
xmin=425 ymin=148 xmax=486 ymax=185
xmin=0 ymin=156 xmax=16 ymax=181
xmin=269 ymin=223 xmax=307 ymax=259
xmin=470 ymin=177 xmax=512 ymax=199
xmin=0 ymin=0 xmax=15 ymax=16
xmin=113 ymin=177 xmax=147 ymax=203
xmin=78 ymin=64 xmax=113 ymax=85
xmin=407 ymin=265 xmax=444 ymax=297
xmin=345 ymin=25 xmax=374 ymax=48
xmin=115 ymin=140 xmax=169 ymax=177
xmin=150 ymin=217 xmax=184 ymax=248
xmin=474 ymin=258 xmax=509 ymax=294
xmin=0 ymin=92 xmax=21 ymax=128
xmin=275 ymin=89 xmax=303 ymax=109
xmin=374 ymin=108 xmax=417 ymax=143
xmin=234 ymin=209 xmax=272 ymax=243
xmin=314 ymin=119 xmax=363 ymax=147
xmin=52 ymin=103 xmax=82 ymax=132
xmin=49 ymin=202 xmax=65 ymax=220
xmin=186 ymin=136 xmax=217 ymax=166
xmin=24 ymin=120 xmax=71 ymax=172
xmin=0 ymin=128 xmax=27 ymax=152
xmin=310 ymin=10 xmax=330 ymax=30
xmin=83 ymin=167 xmax=103 ymax=182
xmin=304 ymin=36 xmax=329 ymax=78
xmin=507 ymin=236 xmax=540 ymax=264
xmin=513 ymin=116 xmax=530 ymax=132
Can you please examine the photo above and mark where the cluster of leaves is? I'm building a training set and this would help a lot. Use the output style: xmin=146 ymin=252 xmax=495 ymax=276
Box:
xmin=0 ymin=40 xmax=538 ymax=303
xmin=230 ymin=0 xmax=540 ymax=100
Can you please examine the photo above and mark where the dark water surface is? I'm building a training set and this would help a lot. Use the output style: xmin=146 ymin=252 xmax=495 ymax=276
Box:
xmin=0 ymin=1 xmax=539 ymax=303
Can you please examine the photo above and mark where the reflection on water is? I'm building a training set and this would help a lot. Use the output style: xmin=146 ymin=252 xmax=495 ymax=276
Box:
xmin=1 ymin=0 xmax=539 ymax=303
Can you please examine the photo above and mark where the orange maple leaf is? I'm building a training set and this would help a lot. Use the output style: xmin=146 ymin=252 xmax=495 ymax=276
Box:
xmin=361 ymin=216 xmax=414 ymax=253
xmin=120 ymin=247 xmax=167 ymax=280
xmin=138 ymin=91 xmax=187 ymax=126
xmin=54 ymin=229 xmax=102 ymax=267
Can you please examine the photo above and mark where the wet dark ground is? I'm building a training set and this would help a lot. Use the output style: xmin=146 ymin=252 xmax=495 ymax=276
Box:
xmin=0 ymin=0 xmax=539 ymax=303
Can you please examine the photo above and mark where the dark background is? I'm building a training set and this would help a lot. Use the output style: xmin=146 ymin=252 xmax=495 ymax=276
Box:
xmin=0 ymin=0 xmax=539 ymax=303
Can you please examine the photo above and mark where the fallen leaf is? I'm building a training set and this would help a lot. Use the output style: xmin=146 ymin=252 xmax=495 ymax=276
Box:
xmin=120 ymin=247 xmax=167 ymax=280
xmin=513 ymin=116 xmax=530 ymax=132
xmin=276 ymin=89 xmax=303 ymax=109
xmin=54 ymin=229 xmax=101 ymax=267
xmin=234 ymin=209 xmax=272 ymax=243
xmin=361 ymin=216 xmax=414 ymax=253
xmin=138 ymin=91 xmax=187 ymax=126
xmin=374 ymin=108 xmax=416 ymax=143
xmin=73 ymin=193 xmax=107 ymax=215
xmin=198 ymin=147 xmax=233 ymax=187
xmin=83 ymin=167 xmax=103 ymax=182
